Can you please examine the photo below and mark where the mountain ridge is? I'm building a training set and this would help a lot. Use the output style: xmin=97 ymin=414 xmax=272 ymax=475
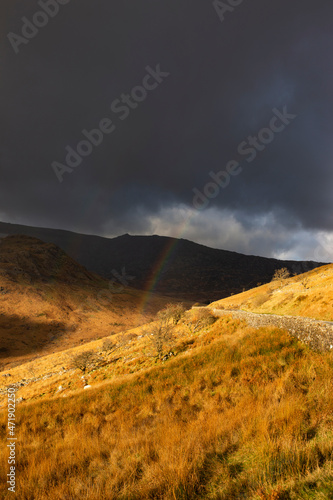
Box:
xmin=0 ymin=221 xmax=325 ymax=301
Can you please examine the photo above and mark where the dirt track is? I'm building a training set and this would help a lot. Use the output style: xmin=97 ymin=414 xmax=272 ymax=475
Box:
xmin=211 ymin=308 xmax=333 ymax=352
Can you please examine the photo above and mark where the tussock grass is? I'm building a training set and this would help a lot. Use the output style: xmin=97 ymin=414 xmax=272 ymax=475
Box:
xmin=1 ymin=319 xmax=333 ymax=499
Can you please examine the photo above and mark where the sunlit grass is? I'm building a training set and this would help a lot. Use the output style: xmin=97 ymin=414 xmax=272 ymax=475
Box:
xmin=211 ymin=264 xmax=333 ymax=321
xmin=1 ymin=319 xmax=333 ymax=499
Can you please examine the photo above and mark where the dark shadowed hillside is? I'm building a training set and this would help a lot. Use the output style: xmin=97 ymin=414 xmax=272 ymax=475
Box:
xmin=0 ymin=222 xmax=324 ymax=302
xmin=0 ymin=235 xmax=174 ymax=368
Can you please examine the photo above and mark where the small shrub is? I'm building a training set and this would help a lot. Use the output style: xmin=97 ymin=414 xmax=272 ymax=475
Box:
xmin=252 ymin=292 xmax=272 ymax=308
xmin=72 ymin=350 xmax=97 ymax=373
xmin=121 ymin=333 xmax=137 ymax=343
xmin=101 ymin=339 xmax=117 ymax=354
xmin=157 ymin=303 xmax=186 ymax=325
xmin=186 ymin=308 xmax=217 ymax=332
xmin=100 ymin=333 xmax=136 ymax=357
xmin=301 ymin=278 xmax=309 ymax=289
xmin=294 ymin=294 xmax=307 ymax=303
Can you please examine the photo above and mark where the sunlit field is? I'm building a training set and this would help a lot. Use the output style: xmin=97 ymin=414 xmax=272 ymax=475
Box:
xmin=1 ymin=317 xmax=333 ymax=499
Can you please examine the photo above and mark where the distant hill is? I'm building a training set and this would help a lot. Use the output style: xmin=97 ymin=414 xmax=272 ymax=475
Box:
xmin=0 ymin=235 xmax=173 ymax=368
xmin=0 ymin=221 xmax=324 ymax=302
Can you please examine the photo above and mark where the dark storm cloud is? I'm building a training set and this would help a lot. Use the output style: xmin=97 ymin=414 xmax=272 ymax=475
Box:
xmin=1 ymin=0 xmax=333 ymax=256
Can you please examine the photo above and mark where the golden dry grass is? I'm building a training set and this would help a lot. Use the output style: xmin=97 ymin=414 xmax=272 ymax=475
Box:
xmin=1 ymin=317 xmax=333 ymax=499
xmin=210 ymin=264 xmax=333 ymax=321
xmin=0 ymin=308 xmax=215 ymax=404
xmin=0 ymin=236 xmax=185 ymax=370
xmin=1 ymin=237 xmax=332 ymax=499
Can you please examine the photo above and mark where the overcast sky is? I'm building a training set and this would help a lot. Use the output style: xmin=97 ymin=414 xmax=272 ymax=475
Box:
xmin=1 ymin=0 xmax=333 ymax=261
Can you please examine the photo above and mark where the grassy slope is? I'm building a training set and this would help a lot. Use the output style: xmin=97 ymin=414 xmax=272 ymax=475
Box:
xmin=1 ymin=315 xmax=333 ymax=499
xmin=1 ymin=241 xmax=332 ymax=499
xmin=210 ymin=264 xmax=333 ymax=321
xmin=0 ymin=236 xmax=180 ymax=369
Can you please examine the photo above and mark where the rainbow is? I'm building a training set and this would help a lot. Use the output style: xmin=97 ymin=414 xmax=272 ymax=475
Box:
xmin=138 ymin=211 xmax=195 ymax=314
xmin=60 ymin=199 xmax=199 ymax=314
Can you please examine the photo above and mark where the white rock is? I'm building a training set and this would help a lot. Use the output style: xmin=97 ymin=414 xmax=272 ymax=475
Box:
xmin=84 ymin=385 xmax=91 ymax=390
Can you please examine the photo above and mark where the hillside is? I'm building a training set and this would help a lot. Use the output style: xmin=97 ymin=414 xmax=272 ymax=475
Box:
xmin=0 ymin=235 xmax=178 ymax=369
xmin=0 ymin=221 xmax=324 ymax=302
xmin=1 ymin=306 xmax=333 ymax=498
xmin=210 ymin=263 xmax=333 ymax=321
xmin=0 ymin=237 xmax=332 ymax=499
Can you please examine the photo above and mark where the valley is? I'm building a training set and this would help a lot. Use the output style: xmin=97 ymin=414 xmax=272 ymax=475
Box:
xmin=0 ymin=234 xmax=332 ymax=499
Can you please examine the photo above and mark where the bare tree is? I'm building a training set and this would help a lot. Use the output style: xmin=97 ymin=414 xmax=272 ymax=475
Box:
xmin=72 ymin=350 xmax=97 ymax=373
xmin=144 ymin=303 xmax=187 ymax=358
xmin=148 ymin=322 xmax=174 ymax=358
xmin=101 ymin=338 xmax=118 ymax=355
xmin=271 ymin=267 xmax=290 ymax=283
